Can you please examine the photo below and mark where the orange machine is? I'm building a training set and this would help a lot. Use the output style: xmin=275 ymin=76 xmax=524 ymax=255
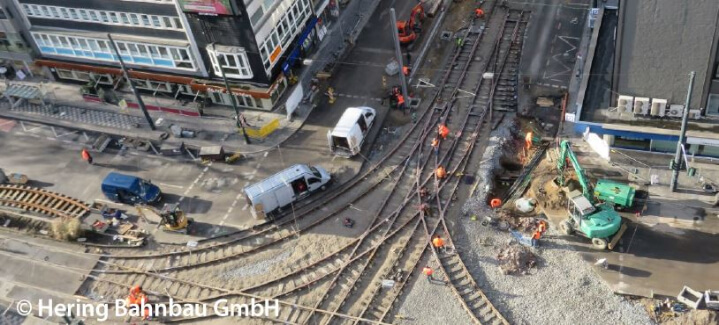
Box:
xmin=397 ymin=3 xmax=425 ymax=44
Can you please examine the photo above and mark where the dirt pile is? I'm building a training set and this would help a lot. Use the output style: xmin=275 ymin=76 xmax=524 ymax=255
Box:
xmin=663 ymin=310 xmax=718 ymax=325
xmin=497 ymin=244 xmax=536 ymax=275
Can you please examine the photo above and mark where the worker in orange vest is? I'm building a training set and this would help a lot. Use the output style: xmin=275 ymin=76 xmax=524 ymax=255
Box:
xmin=435 ymin=165 xmax=447 ymax=179
xmin=422 ymin=266 xmax=434 ymax=282
xmin=396 ymin=94 xmax=406 ymax=113
xmin=81 ymin=148 xmax=93 ymax=164
xmin=537 ymin=220 xmax=547 ymax=234
xmin=531 ymin=230 xmax=542 ymax=247
xmin=490 ymin=198 xmax=502 ymax=208
xmin=437 ymin=123 xmax=449 ymax=139
xmin=432 ymin=235 xmax=445 ymax=253
xmin=402 ymin=66 xmax=411 ymax=76
xmin=475 ymin=8 xmax=484 ymax=18
xmin=430 ymin=137 xmax=440 ymax=155
xmin=525 ymin=132 xmax=533 ymax=149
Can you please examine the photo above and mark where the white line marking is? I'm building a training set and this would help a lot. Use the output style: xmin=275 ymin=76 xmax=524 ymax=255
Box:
xmin=242 ymin=204 xmax=249 ymax=211
xmin=158 ymin=183 xmax=185 ymax=189
xmin=263 ymin=151 xmax=269 ymax=157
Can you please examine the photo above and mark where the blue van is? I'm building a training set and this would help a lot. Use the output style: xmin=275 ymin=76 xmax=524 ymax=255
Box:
xmin=101 ymin=172 xmax=162 ymax=204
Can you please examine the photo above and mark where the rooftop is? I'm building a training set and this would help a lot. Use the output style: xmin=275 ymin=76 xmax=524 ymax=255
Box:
xmin=616 ymin=0 xmax=718 ymax=109
xmin=578 ymin=1 xmax=719 ymax=139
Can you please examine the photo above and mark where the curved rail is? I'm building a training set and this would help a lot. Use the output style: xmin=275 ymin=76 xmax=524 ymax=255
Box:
xmin=0 ymin=184 xmax=89 ymax=219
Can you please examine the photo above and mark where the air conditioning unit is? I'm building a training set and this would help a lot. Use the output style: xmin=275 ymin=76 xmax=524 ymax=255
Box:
xmin=650 ymin=99 xmax=667 ymax=117
xmin=634 ymin=97 xmax=650 ymax=115
xmin=690 ymin=109 xmax=702 ymax=119
xmin=617 ymin=95 xmax=633 ymax=113
xmin=667 ymin=105 xmax=684 ymax=118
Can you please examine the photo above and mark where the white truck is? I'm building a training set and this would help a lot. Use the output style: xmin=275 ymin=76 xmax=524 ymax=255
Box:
xmin=327 ymin=107 xmax=376 ymax=157
xmin=244 ymin=164 xmax=331 ymax=220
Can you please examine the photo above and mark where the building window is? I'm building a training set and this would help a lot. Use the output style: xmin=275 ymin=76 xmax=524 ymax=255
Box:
xmin=32 ymin=31 xmax=196 ymax=71
xmin=258 ymin=0 xmax=312 ymax=73
xmin=20 ymin=5 xmax=184 ymax=31
xmin=250 ymin=8 xmax=264 ymax=27
xmin=207 ymin=47 xmax=253 ymax=79
xmin=0 ymin=8 xmax=7 ymax=20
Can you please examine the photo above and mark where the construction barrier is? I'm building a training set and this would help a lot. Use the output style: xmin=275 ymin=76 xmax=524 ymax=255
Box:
xmin=244 ymin=118 xmax=280 ymax=139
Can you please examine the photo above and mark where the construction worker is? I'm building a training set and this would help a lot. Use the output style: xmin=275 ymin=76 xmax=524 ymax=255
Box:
xmin=432 ymin=235 xmax=445 ymax=253
xmin=396 ymin=94 xmax=406 ymax=113
xmin=422 ymin=266 xmax=434 ymax=282
xmin=537 ymin=220 xmax=547 ymax=234
xmin=81 ymin=148 xmax=93 ymax=164
xmin=531 ymin=230 xmax=542 ymax=247
xmin=437 ymin=123 xmax=449 ymax=139
xmin=402 ymin=65 xmax=411 ymax=76
xmin=430 ymin=137 xmax=440 ymax=155
xmin=435 ymin=165 xmax=447 ymax=179
xmin=456 ymin=36 xmax=464 ymax=48
xmin=490 ymin=198 xmax=502 ymax=208
xmin=525 ymin=132 xmax=533 ymax=149
xmin=475 ymin=8 xmax=484 ymax=19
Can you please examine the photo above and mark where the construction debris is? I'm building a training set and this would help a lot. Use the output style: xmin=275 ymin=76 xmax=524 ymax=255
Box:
xmin=497 ymin=244 xmax=537 ymax=275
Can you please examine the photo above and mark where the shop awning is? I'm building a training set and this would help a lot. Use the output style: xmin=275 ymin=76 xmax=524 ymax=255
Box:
xmin=282 ymin=18 xmax=319 ymax=73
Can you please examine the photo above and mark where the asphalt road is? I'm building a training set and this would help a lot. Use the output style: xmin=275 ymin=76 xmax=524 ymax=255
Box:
xmin=521 ymin=0 xmax=590 ymax=91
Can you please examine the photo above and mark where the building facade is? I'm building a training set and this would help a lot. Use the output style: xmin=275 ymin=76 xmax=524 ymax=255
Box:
xmin=10 ymin=0 xmax=320 ymax=111
xmin=0 ymin=0 xmax=34 ymax=78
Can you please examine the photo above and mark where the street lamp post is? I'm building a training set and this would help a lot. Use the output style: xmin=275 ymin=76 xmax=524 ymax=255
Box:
xmin=215 ymin=50 xmax=250 ymax=144
xmin=107 ymin=34 xmax=155 ymax=130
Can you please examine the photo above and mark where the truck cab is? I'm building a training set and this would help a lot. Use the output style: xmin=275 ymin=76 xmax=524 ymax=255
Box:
xmin=101 ymin=172 xmax=162 ymax=204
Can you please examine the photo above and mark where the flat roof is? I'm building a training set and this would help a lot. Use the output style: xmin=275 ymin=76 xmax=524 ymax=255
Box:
xmin=617 ymin=0 xmax=719 ymax=109
xmin=331 ymin=107 xmax=374 ymax=137
xmin=244 ymin=164 xmax=312 ymax=199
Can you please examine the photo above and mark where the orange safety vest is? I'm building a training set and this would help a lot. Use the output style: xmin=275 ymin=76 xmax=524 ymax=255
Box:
xmin=490 ymin=198 xmax=502 ymax=208
xmin=436 ymin=166 xmax=447 ymax=179
xmin=532 ymin=231 xmax=542 ymax=240
xmin=397 ymin=95 xmax=405 ymax=105
xmin=402 ymin=66 xmax=410 ymax=75
xmin=81 ymin=149 xmax=91 ymax=161
xmin=423 ymin=267 xmax=433 ymax=276
xmin=438 ymin=124 xmax=449 ymax=138
xmin=432 ymin=237 xmax=444 ymax=248
xmin=476 ymin=8 xmax=484 ymax=16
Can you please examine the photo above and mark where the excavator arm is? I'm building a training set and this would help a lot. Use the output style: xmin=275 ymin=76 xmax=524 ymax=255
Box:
xmin=557 ymin=140 xmax=593 ymax=202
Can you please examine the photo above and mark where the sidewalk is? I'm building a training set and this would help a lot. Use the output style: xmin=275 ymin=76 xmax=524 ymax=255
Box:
xmin=0 ymin=0 xmax=384 ymax=155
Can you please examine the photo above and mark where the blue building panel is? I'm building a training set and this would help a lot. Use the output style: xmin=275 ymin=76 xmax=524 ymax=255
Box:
xmin=574 ymin=122 xmax=680 ymax=142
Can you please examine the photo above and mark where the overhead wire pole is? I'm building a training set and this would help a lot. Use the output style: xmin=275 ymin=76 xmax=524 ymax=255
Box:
xmin=669 ymin=71 xmax=695 ymax=192
xmin=107 ymin=33 xmax=155 ymax=130
xmin=389 ymin=8 xmax=410 ymax=109
xmin=213 ymin=44 xmax=251 ymax=144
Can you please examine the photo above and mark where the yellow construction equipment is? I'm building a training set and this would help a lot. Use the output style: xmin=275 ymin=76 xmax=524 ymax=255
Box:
xmin=136 ymin=204 xmax=192 ymax=233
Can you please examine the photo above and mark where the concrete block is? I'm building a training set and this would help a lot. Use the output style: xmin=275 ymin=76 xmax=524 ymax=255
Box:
xmin=705 ymin=290 xmax=719 ymax=310
xmin=677 ymin=286 xmax=704 ymax=309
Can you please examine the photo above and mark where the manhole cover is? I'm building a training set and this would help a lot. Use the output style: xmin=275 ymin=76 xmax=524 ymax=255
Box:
xmin=440 ymin=31 xmax=452 ymax=40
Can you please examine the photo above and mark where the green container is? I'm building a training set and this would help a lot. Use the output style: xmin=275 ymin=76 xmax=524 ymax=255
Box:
xmin=594 ymin=179 xmax=635 ymax=208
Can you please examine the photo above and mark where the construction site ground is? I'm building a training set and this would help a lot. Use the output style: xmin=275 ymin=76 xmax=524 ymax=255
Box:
xmin=525 ymin=138 xmax=719 ymax=299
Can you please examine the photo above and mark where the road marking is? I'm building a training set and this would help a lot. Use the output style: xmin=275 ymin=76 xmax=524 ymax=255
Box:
xmin=158 ymin=183 xmax=184 ymax=189
xmin=94 ymin=199 xmax=119 ymax=205
xmin=242 ymin=204 xmax=249 ymax=211
xmin=263 ymin=151 xmax=269 ymax=157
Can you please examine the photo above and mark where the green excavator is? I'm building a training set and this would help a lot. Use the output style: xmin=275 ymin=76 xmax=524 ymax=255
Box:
xmin=555 ymin=140 xmax=630 ymax=250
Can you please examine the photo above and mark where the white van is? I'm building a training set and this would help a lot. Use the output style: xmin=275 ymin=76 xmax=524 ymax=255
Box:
xmin=327 ymin=107 xmax=376 ymax=157
xmin=244 ymin=164 xmax=331 ymax=220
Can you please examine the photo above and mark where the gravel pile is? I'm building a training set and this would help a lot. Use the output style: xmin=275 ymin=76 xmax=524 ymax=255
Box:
xmin=213 ymin=248 xmax=293 ymax=280
xmin=497 ymin=244 xmax=537 ymax=275
xmin=454 ymin=116 xmax=651 ymax=324
xmin=452 ymin=216 xmax=652 ymax=324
